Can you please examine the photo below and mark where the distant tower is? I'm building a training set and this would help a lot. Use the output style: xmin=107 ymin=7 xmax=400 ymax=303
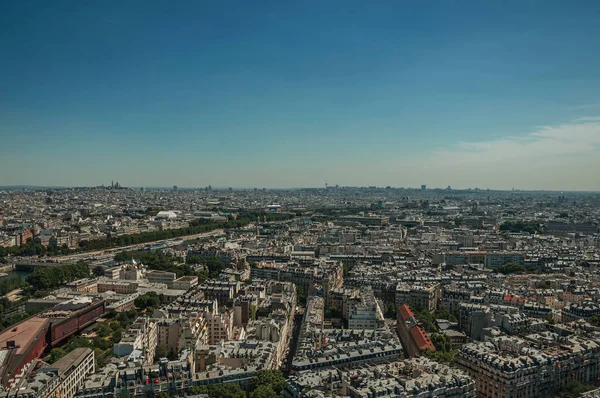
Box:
xmin=326 ymin=182 xmax=328 ymax=189
xmin=173 ymin=185 xmax=178 ymax=192
xmin=111 ymin=180 xmax=114 ymax=188
xmin=421 ymin=184 xmax=426 ymax=190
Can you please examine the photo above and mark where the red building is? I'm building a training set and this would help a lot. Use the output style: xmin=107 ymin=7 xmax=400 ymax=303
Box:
xmin=0 ymin=300 xmax=106 ymax=387
xmin=396 ymin=304 xmax=435 ymax=357
xmin=0 ymin=317 xmax=50 ymax=387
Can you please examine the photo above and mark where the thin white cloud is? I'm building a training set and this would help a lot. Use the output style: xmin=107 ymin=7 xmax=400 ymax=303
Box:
xmin=573 ymin=116 xmax=600 ymax=122
xmin=409 ymin=118 xmax=600 ymax=190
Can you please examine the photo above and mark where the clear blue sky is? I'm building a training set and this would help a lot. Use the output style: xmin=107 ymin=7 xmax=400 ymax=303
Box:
xmin=2 ymin=1 xmax=600 ymax=190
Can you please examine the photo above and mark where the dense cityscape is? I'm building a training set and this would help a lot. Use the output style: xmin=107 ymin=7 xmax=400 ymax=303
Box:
xmin=0 ymin=185 xmax=599 ymax=397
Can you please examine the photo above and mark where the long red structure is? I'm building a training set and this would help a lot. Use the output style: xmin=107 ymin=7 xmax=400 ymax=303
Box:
xmin=0 ymin=300 xmax=105 ymax=386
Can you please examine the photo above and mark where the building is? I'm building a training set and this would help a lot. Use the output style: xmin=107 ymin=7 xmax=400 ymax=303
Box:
xmin=396 ymin=304 xmax=435 ymax=357
xmin=113 ymin=317 xmax=158 ymax=365
xmin=285 ymin=357 xmax=475 ymax=398
xmin=104 ymin=266 xmax=122 ymax=280
xmin=396 ymin=283 xmax=439 ymax=312
xmin=172 ymin=275 xmax=199 ymax=291
xmin=206 ymin=310 xmax=233 ymax=344
xmin=485 ymin=252 xmax=525 ymax=268
xmin=292 ymin=297 xmax=402 ymax=372
xmin=5 ymin=348 xmax=95 ymax=398
xmin=347 ymin=288 xmax=384 ymax=330
xmin=49 ymin=348 xmax=95 ymax=398
xmin=455 ymin=336 xmax=600 ymax=398
xmin=97 ymin=280 xmax=139 ymax=294
xmin=68 ymin=279 xmax=98 ymax=293
xmin=146 ymin=270 xmax=176 ymax=286
xmin=0 ymin=317 xmax=50 ymax=387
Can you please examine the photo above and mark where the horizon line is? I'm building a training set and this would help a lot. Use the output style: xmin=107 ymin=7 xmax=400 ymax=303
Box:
xmin=1 ymin=184 xmax=599 ymax=194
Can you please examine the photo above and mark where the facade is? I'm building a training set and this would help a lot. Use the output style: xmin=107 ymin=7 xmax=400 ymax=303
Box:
xmin=5 ymin=348 xmax=95 ymax=398
xmin=346 ymin=288 xmax=384 ymax=330
xmin=146 ymin=270 xmax=177 ymax=286
xmin=395 ymin=283 xmax=439 ymax=312
xmin=104 ymin=266 xmax=122 ymax=280
xmin=396 ymin=304 xmax=435 ymax=357
xmin=113 ymin=317 xmax=158 ymax=365
xmin=485 ymin=252 xmax=525 ymax=268
xmin=456 ymin=337 xmax=600 ymax=398
xmin=97 ymin=280 xmax=139 ymax=294
xmin=172 ymin=275 xmax=199 ymax=291
xmin=286 ymin=357 xmax=475 ymax=398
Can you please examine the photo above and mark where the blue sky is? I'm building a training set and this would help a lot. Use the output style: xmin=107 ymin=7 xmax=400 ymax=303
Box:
xmin=1 ymin=1 xmax=600 ymax=189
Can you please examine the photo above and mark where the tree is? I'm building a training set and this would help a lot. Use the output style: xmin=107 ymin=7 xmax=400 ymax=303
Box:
xmin=26 ymin=261 xmax=90 ymax=292
xmin=93 ymin=265 xmax=105 ymax=277
xmin=325 ymin=306 xmax=342 ymax=318
xmin=590 ymin=314 xmax=600 ymax=327
xmin=50 ymin=347 xmax=66 ymax=362
xmin=134 ymin=292 xmax=161 ymax=310
xmin=494 ymin=262 xmax=527 ymax=275
xmin=250 ymin=385 xmax=279 ymax=398
xmin=188 ymin=385 xmax=246 ymax=398
xmin=553 ymin=380 xmax=594 ymax=398
xmin=155 ymin=345 xmax=169 ymax=359
xmin=384 ymin=303 xmax=396 ymax=318
xmin=250 ymin=370 xmax=286 ymax=395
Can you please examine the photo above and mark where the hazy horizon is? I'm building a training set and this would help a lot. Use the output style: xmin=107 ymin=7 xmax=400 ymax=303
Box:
xmin=2 ymin=1 xmax=600 ymax=190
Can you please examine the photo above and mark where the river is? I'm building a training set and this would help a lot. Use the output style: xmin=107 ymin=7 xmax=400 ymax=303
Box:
xmin=2 ymin=269 xmax=30 ymax=280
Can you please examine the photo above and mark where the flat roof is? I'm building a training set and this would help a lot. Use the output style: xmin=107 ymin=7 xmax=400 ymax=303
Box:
xmin=0 ymin=317 xmax=50 ymax=355
xmin=50 ymin=347 xmax=93 ymax=375
xmin=175 ymin=276 xmax=198 ymax=281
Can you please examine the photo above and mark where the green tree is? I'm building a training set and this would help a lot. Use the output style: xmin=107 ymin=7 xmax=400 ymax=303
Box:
xmin=384 ymin=303 xmax=396 ymax=318
xmin=553 ymin=380 xmax=594 ymax=398
xmin=93 ymin=265 xmax=105 ymax=277
xmin=250 ymin=385 xmax=279 ymax=398
xmin=250 ymin=370 xmax=286 ymax=395
xmin=188 ymin=385 xmax=246 ymax=398
xmin=494 ymin=262 xmax=527 ymax=275
xmin=155 ymin=345 xmax=169 ymax=359
xmin=590 ymin=314 xmax=600 ymax=327
xmin=135 ymin=292 xmax=161 ymax=310
xmin=325 ymin=306 xmax=342 ymax=318
xmin=50 ymin=347 xmax=66 ymax=362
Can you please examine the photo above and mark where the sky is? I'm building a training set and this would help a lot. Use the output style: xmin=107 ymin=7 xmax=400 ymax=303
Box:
xmin=1 ymin=1 xmax=600 ymax=190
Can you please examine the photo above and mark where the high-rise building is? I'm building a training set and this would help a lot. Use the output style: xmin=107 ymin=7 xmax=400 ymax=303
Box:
xmin=173 ymin=185 xmax=178 ymax=192
xmin=421 ymin=184 xmax=426 ymax=190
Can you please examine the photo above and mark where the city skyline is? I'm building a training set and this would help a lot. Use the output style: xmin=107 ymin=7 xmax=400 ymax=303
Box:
xmin=2 ymin=1 xmax=600 ymax=190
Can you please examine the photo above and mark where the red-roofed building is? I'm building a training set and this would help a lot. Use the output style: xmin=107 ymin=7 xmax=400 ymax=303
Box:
xmin=399 ymin=303 xmax=415 ymax=322
xmin=503 ymin=294 xmax=525 ymax=308
xmin=410 ymin=325 xmax=436 ymax=352
xmin=397 ymin=304 xmax=436 ymax=357
xmin=0 ymin=317 xmax=50 ymax=387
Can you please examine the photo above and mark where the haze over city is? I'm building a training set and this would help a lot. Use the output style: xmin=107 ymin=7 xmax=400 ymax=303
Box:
xmin=2 ymin=1 xmax=600 ymax=189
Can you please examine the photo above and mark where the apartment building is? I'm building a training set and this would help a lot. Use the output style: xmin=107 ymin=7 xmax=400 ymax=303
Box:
xmin=456 ymin=337 xmax=600 ymax=398
xmin=6 ymin=348 xmax=95 ymax=398
xmin=395 ymin=283 xmax=439 ymax=312
xmin=113 ymin=317 xmax=157 ymax=365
